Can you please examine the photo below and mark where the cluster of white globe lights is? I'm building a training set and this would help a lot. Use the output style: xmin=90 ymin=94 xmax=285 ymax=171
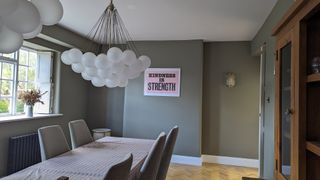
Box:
xmin=0 ymin=0 xmax=151 ymax=88
xmin=61 ymin=48 xmax=151 ymax=88
xmin=0 ymin=0 xmax=63 ymax=53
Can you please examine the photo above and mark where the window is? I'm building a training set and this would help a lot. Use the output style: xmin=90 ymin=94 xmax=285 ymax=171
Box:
xmin=0 ymin=47 xmax=53 ymax=116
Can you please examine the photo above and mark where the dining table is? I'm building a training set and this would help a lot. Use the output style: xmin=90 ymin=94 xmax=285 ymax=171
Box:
xmin=1 ymin=136 xmax=155 ymax=180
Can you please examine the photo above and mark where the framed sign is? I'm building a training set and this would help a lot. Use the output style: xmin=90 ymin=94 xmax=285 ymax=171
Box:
xmin=144 ymin=68 xmax=181 ymax=97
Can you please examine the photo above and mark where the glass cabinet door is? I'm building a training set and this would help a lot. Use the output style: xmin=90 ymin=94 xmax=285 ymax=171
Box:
xmin=279 ymin=42 xmax=292 ymax=180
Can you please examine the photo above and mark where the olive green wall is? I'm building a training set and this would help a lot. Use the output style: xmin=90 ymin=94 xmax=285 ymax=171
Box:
xmin=123 ymin=40 xmax=204 ymax=157
xmin=202 ymin=41 xmax=260 ymax=159
xmin=251 ymin=0 xmax=294 ymax=179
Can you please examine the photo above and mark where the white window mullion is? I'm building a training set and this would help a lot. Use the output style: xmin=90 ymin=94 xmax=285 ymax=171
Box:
xmin=12 ymin=51 xmax=19 ymax=115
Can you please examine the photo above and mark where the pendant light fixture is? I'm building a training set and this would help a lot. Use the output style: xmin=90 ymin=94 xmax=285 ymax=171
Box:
xmin=61 ymin=0 xmax=151 ymax=88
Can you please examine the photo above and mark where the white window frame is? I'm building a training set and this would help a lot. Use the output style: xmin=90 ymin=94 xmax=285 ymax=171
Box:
xmin=0 ymin=47 xmax=53 ymax=116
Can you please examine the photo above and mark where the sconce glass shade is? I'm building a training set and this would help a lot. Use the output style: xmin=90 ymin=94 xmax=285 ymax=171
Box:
xmin=225 ymin=72 xmax=236 ymax=88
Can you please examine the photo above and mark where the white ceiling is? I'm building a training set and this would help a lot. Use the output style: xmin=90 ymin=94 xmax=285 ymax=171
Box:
xmin=59 ymin=0 xmax=277 ymax=41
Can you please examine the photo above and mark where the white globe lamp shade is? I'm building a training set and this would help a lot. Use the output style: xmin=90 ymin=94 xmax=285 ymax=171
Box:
xmin=0 ymin=0 xmax=18 ymax=17
xmin=82 ymin=52 xmax=96 ymax=67
xmin=71 ymin=63 xmax=84 ymax=73
xmin=118 ymin=79 xmax=128 ymax=87
xmin=92 ymin=77 xmax=105 ymax=87
xmin=4 ymin=0 xmax=40 ymax=34
xmin=97 ymin=69 xmax=112 ymax=79
xmin=95 ymin=53 xmax=111 ymax=69
xmin=23 ymin=24 xmax=42 ymax=39
xmin=31 ymin=0 xmax=63 ymax=26
xmin=139 ymin=55 xmax=151 ymax=69
xmin=68 ymin=48 xmax=82 ymax=63
xmin=61 ymin=51 xmax=73 ymax=65
xmin=85 ymin=67 xmax=98 ymax=77
xmin=121 ymin=50 xmax=136 ymax=65
xmin=105 ymin=79 xmax=118 ymax=88
xmin=0 ymin=26 xmax=23 ymax=53
xmin=107 ymin=47 xmax=122 ymax=62
xmin=81 ymin=72 xmax=92 ymax=81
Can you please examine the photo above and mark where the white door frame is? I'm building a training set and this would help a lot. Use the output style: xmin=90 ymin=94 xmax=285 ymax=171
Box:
xmin=258 ymin=44 xmax=266 ymax=177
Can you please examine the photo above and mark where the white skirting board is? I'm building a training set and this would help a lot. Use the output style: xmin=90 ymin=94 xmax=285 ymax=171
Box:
xmin=170 ymin=155 xmax=202 ymax=166
xmin=170 ymin=154 xmax=259 ymax=168
xmin=201 ymin=155 xmax=259 ymax=168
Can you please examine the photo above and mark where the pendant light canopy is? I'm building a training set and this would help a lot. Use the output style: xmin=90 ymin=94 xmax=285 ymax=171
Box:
xmin=61 ymin=0 xmax=151 ymax=88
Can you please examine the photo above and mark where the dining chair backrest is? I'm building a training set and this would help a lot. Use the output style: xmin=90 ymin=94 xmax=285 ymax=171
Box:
xmin=68 ymin=119 xmax=93 ymax=149
xmin=104 ymin=153 xmax=133 ymax=180
xmin=38 ymin=125 xmax=70 ymax=161
xmin=156 ymin=126 xmax=179 ymax=180
xmin=139 ymin=132 xmax=166 ymax=180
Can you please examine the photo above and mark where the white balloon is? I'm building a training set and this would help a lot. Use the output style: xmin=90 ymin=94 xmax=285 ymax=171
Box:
xmin=81 ymin=72 xmax=92 ymax=81
xmin=4 ymin=0 xmax=40 ymax=34
xmin=71 ymin=63 xmax=84 ymax=73
xmin=82 ymin=52 xmax=96 ymax=67
xmin=31 ymin=0 xmax=63 ymax=25
xmin=91 ymin=77 xmax=105 ymax=87
xmin=68 ymin=48 xmax=82 ymax=63
xmin=121 ymin=50 xmax=137 ymax=65
xmin=97 ymin=69 xmax=112 ymax=79
xmin=129 ymin=60 xmax=144 ymax=74
xmin=23 ymin=24 xmax=42 ymax=39
xmin=105 ymin=79 xmax=118 ymax=88
xmin=95 ymin=53 xmax=111 ymax=69
xmin=85 ymin=67 xmax=97 ymax=77
xmin=118 ymin=79 xmax=128 ymax=87
xmin=0 ymin=26 xmax=23 ymax=53
xmin=107 ymin=47 xmax=122 ymax=62
xmin=0 ymin=0 xmax=18 ymax=17
xmin=61 ymin=51 xmax=72 ymax=65
xmin=110 ymin=62 xmax=125 ymax=73
xmin=118 ymin=66 xmax=130 ymax=80
xmin=139 ymin=55 xmax=151 ymax=69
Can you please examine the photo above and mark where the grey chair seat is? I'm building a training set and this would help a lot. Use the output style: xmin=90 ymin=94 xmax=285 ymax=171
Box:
xmin=38 ymin=125 xmax=70 ymax=161
xmin=138 ymin=132 xmax=166 ymax=180
xmin=156 ymin=126 xmax=179 ymax=180
xmin=68 ymin=119 xmax=93 ymax=149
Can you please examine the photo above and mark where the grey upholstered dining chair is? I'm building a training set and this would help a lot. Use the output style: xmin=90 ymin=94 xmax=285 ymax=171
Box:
xmin=156 ymin=126 xmax=179 ymax=180
xmin=38 ymin=125 xmax=70 ymax=161
xmin=103 ymin=153 xmax=133 ymax=180
xmin=68 ymin=119 xmax=93 ymax=149
xmin=138 ymin=132 xmax=166 ymax=180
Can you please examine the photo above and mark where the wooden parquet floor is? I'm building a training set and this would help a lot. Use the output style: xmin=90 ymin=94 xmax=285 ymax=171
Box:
xmin=166 ymin=163 xmax=258 ymax=180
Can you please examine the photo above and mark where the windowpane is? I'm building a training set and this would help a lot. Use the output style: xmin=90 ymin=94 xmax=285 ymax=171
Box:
xmin=1 ymin=80 xmax=12 ymax=96
xmin=18 ymin=66 xmax=27 ymax=81
xmin=0 ymin=48 xmax=52 ymax=116
xmin=28 ymin=67 xmax=36 ymax=82
xmin=18 ymin=82 xmax=26 ymax=91
xmin=2 ymin=63 xmax=13 ymax=80
xmin=0 ymin=98 xmax=10 ymax=114
xmin=27 ymin=82 xmax=35 ymax=90
xmin=16 ymin=100 xmax=24 ymax=114
xmin=29 ymin=52 xmax=37 ymax=67
xmin=19 ymin=50 xmax=28 ymax=65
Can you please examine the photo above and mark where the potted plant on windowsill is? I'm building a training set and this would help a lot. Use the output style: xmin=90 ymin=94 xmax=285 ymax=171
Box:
xmin=18 ymin=89 xmax=47 ymax=117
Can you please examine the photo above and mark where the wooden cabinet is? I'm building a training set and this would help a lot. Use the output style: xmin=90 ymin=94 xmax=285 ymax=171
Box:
xmin=273 ymin=0 xmax=320 ymax=180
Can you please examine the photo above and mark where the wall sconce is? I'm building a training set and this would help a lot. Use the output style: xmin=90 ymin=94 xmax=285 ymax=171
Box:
xmin=225 ymin=72 xmax=236 ymax=88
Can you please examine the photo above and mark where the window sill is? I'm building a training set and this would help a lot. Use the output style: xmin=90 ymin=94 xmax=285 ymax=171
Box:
xmin=0 ymin=113 xmax=63 ymax=124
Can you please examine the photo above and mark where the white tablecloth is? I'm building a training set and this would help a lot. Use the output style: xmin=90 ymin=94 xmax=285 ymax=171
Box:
xmin=2 ymin=136 xmax=154 ymax=180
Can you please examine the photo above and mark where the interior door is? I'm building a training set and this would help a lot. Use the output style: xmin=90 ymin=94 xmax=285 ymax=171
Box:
xmin=275 ymin=31 xmax=295 ymax=180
